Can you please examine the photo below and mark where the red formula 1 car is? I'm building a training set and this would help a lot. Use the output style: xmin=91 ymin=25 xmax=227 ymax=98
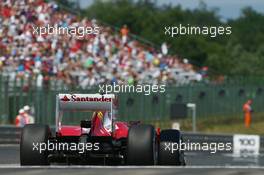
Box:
xmin=20 ymin=94 xmax=185 ymax=165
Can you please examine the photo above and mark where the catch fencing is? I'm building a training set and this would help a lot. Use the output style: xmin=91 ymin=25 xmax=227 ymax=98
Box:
xmin=0 ymin=75 xmax=264 ymax=125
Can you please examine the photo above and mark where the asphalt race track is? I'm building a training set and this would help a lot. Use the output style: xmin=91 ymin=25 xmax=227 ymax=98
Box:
xmin=0 ymin=167 xmax=264 ymax=175
xmin=0 ymin=144 xmax=264 ymax=175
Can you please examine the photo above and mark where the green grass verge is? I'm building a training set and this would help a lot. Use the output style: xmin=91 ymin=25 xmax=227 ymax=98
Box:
xmin=147 ymin=112 xmax=264 ymax=135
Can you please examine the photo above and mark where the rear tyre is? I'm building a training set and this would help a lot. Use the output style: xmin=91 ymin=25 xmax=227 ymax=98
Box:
xmin=20 ymin=124 xmax=50 ymax=165
xmin=158 ymin=129 xmax=186 ymax=165
xmin=126 ymin=124 xmax=156 ymax=165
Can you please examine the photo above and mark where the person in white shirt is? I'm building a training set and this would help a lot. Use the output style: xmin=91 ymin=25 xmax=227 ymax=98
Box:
xmin=23 ymin=105 xmax=35 ymax=124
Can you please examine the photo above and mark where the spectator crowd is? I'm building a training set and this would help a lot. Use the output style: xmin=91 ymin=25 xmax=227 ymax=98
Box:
xmin=0 ymin=0 xmax=203 ymax=89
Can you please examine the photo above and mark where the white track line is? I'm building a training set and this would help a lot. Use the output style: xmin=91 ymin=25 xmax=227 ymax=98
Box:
xmin=0 ymin=165 xmax=264 ymax=169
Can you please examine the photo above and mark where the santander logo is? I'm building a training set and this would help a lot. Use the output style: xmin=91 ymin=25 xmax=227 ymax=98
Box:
xmin=61 ymin=95 xmax=70 ymax=102
xmin=60 ymin=94 xmax=112 ymax=102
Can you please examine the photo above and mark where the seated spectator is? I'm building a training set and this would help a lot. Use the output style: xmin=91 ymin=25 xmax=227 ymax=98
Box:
xmin=0 ymin=0 xmax=203 ymax=90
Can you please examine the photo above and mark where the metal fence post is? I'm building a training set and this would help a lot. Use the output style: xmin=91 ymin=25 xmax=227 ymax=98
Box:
xmin=187 ymin=103 xmax=197 ymax=132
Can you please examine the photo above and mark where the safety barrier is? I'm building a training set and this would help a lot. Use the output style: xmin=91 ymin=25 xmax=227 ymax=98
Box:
xmin=1 ymin=126 xmax=263 ymax=154
xmin=0 ymin=126 xmax=21 ymax=144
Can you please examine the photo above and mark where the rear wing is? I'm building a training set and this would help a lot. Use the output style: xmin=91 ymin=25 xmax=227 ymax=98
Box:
xmin=55 ymin=94 xmax=116 ymax=132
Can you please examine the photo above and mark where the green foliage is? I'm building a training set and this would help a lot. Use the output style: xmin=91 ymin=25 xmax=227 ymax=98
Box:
xmin=82 ymin=0 xmax=264 ymax=76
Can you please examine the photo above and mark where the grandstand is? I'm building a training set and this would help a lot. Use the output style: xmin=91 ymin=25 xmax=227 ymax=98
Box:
xmin=0 ymin=0 xmax=203 ymax=90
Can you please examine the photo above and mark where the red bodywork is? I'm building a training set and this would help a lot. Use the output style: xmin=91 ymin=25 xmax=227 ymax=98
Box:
xmin=57 ymin=112 xmax=129 ymax=140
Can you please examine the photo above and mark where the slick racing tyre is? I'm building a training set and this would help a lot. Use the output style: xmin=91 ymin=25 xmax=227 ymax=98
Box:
xmin=126 ymin=124 xmax=157 ymax=165
xmin=158 ymin=129 xmax=186 ymax=165
xmin=20 ymin=124 xmax=51 ymax=165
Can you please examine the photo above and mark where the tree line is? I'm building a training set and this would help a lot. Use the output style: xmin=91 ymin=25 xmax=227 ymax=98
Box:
xmin=78 ymin=0 xmax=264 ymax=77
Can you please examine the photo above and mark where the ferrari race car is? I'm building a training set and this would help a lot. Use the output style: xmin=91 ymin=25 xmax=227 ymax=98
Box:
xmin=20 ymin=94 xmax=185 ymax=165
